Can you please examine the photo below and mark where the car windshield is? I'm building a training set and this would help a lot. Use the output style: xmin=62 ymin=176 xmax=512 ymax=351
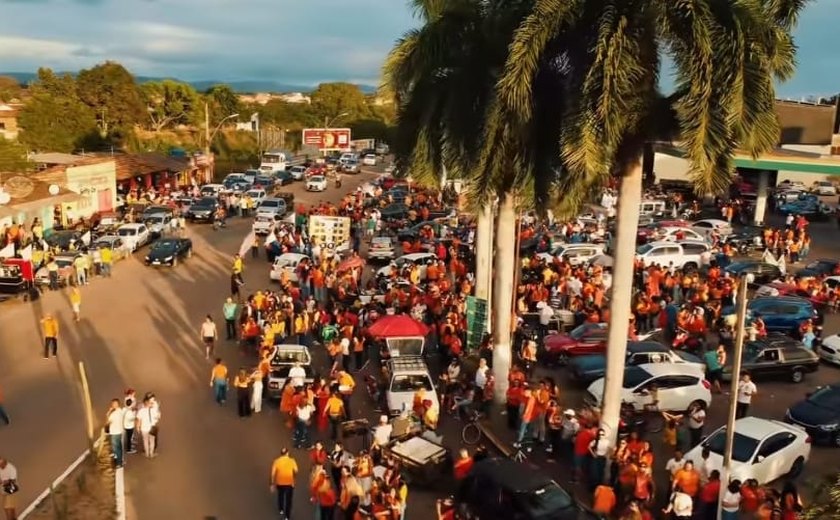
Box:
xmin=743 ymin=342 xmax=764 ymax=361
xmin=194 ymin=199 xmax=215 ymax=208
xmin=151 ymin=240 xmax=177 ymax=251
xmin=808 ymin=386 xmax=840 ymax=409
xmin=311 ymin=176 xmax=325 ymax=182
xmin=569 ymin=324 xmax=600 ymax=340
xmin=623 ymin=366 xmax=653 ymax=389
xmin=636 ymin=244 xmax=654 ymax=255
xmin=145 ymin=216 xmax=164 ymax=224
xmin=260 ymin=200 xmax=280 ymax=208
xmin=390 ymin=374 xmax=432 ymax=392
xmin=117 ymin=228 xmax=136 ymax=236
xmin=271 ymin=349 xmax=310 ymax=366
xmin=513 ymin=482 xmax=573 ymax=517
xmin=55 ymin=257 xmax=76 ymax=268
xmin=703 ymin=429 xmax=759 ymax=463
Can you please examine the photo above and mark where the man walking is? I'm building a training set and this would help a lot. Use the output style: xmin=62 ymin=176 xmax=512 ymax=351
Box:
xmin=270 ymin=447 xmax=298 ymax=519
xmin=0 ymin=457 xmax=18 ymax=520
xmin=736 ymin=371 xmax=757 ymax=419
xmin=40 ymin=314 xmax=59 ymax=359
xmin=222 ymin=298 xmax=238 ymax=340
xmin=105 ymin=399 xmax=125 ymax=468
xmin=210 ymin=358 xmax=229 ymax=404
xmin=200 ymin=315 xmax=218 ymax=359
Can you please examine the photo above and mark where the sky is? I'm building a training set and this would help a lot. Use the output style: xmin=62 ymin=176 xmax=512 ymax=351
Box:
xmin=0 ymin=0 xmax=838 ymax=97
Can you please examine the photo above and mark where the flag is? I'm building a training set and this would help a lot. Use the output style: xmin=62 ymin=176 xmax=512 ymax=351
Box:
xmin=266 ymin=231 xmax=278 ymax=245
xmin=777 ymin=254 xmax=787 ymax=275
xmin=761 ymin=249 xmax=776 ymax=265
xmin=20 ymin=244 xmax=32 ymax=261
xmin=81 ymin=231 xmax=91 ymax=246
xmin=238 ymin=230 xmax=255 ymax=257
xmin=0 ymin=243 xmax=13 ymax=258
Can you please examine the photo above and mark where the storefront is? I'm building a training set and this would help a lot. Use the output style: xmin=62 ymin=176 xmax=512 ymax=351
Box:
xmin=31 ymin=158 xmax=117 ymax=220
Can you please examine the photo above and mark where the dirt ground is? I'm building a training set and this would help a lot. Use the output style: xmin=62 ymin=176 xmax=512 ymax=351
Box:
xmin=26 ymin=443 xmax=115 ymax=520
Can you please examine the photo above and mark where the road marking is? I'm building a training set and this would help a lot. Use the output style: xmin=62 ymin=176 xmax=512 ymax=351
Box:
xmin=115 ymin=466 xmax=126 ymax=520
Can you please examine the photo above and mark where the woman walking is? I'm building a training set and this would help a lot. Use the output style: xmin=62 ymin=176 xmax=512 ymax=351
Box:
xmin=250 ymin=366 xmax=263 ymax=414
xmin=234 ymin=368 xmax=251 ymax=418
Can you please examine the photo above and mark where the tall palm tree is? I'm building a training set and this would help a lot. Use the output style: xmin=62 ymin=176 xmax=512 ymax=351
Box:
xmin=382 ymin=0 xmax=570 ymax=400
xmin=493 ymin=0 xmax=804 ymax=451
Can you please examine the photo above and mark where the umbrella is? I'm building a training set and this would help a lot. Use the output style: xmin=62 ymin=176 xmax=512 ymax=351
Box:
xmin=337 ymin=256 xmax=366 ymax=273
xmin=367 ymin=314 xmax=429 ymax=338
xmin=591 ymin=254 xmax=614 ymax=267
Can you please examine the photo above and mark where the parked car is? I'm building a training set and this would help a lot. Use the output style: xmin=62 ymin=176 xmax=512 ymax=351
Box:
xmin=723 ymin=261 xmax=782 ymax=285
xmin=743 ymin=296 xmax=821 ymax=334
xmin=586 ymin=363 xmax=712 ymax=413
xmin=723 ymin=228 xmax=765 ymax=254
xmin=252 ymin=213 xmax=284 ymax=236
xmin=35 ymin=252 xmax=81 ymax=287
xmin=686 ymin=417 xmax=811 ymax=484
xmin=817 ymin=334 xmax=840 ymax=365
xmin=368 ymin=236 xmax=396 ymax=262
xmin=185 ymin=197 xmax=219 ymax=222
xmin=456 ymin=458 xmax=600 ymax=520
xmin=755 ymin=281 xmax=828 ymax=310
xmin=144 ymin=238 xmax=193 ymax=267
xmin=541 ymin=323 xmax=608 ymax=365
xmin=266 ymin=344 xmax=314 ymax=399
xmin=635 ymin=240 xmax=708 ymax=270
xmin=722 ymin=337 xmax=819 ymax=383
xmin=288 ymin=165 xmax=307 ymax=181
xmin=274 ymin=171 xmax=294 ymax=186
xmin=692 ymin=218 xmax=733 ymax=238
xmin=91 ymin=235 xmax=129 ymax=261
xmin=379 ymin=203 xmax=410 ymax=221
xmin=569 ymin=341 xmax=704 ymax=384
xmin=116 ymin=223 xmax=151 ymax=252
xmin=376 ymin=252 xmax=437 ymax=280
xmin=269 ymin=253 xmax=310 ymax=283
xmin=199 ymin=183 xmax=225 ymax=197
xmin=797 ymin=259 xmax=840 ymax=278
xmin=245 ymin=189 xmax=267 ymax=206
xmin=256 ymin=197 xmax=288 ymax=218
xmin=811 ymin=181 xmax=837 ymax=196
xmin=636 ymin=220 xmax=690 ymax=244
xmin=786 ymin=385 xmax=840 ymax=447
xmin=384 ymin=356 xmax=438 ymax=416
xmin=537 ymin=243 xmax=605 ymax=267
xmin=143 ymin=213 xmax=177 ymax=238
xmin=307 ymin=175 xmax=328 ymax=192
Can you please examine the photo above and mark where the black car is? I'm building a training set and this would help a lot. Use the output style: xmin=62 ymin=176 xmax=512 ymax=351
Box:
xmin=723 ymin=336 xmax=819 ymax=383
xmin=797 ymin=259 xmax=840 ymax=278
xmin=274 ymin=171 xmax=293 ymax=186
xmin=185 ymin=197 xmax=219 ymax=222
xmin=723 ymin=228 xmax=764 ymax=254
xmin=457 ymin=458 xmax=601 ymax=520
xmin=786 ymin=384 xmax=840 ymax=447
xmin=253 ymin=175 xmax=277 ymax=189
xmin=379 ymin=203 xmax=409 ymax=221
xmin=723 ymin=261 xmax=782 ymax=285
xmin=44 ymin=229 xmax=86 ymax=251
xmin=144 ymin=238 xmax=193 ymax=266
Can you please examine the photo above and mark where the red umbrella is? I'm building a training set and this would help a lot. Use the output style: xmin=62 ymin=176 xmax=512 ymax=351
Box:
xmin=367 ymin=314 xmax=429 ymax=338
xmin=337 ymin=256 xmax=366 ymax=273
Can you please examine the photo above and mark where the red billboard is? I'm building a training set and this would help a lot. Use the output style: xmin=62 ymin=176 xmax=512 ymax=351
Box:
xmin=302 ymin=128 xmax=352 ymax=150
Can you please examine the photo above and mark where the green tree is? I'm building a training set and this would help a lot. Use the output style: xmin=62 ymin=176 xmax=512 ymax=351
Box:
xmin=141 ymin=80 xmax=201 ymax=131
xmin=17 ymin=68 xmax=99 ymax=153
xmin=0 ymin=76 xmax=22 ymax=102
xmin=310 ymin=82 xmax=371 ymax=125
xmin=256 ymin=99 xmax=318 ymax=128
xmin=494 ymin=0 xmax=804 ymax=452
xmin=0 ymin=138 xmax=30 ymax=173
xmin=205 ymin=84 xmax=242 ymax=124
xmin=803 ymin=473 xmax=840 ymax=519
xmin=76 ymin=61 xmax=145 ymax=135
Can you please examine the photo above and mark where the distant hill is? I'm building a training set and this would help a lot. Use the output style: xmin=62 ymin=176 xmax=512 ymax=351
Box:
xmin=0 ymin=71 xmax=376 ymax=94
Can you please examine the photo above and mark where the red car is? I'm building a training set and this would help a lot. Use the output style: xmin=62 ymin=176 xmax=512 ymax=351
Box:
xmin=305 ymin=165 xmax=326 ymax=177
xmin=541 ymin=323 xmax=609 ymax=365
xmin=636 ymin=220 xmax=690 ymax=244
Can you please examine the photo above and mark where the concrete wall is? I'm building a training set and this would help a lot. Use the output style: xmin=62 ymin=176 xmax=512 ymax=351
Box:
xmin=64 ymin=161 xmax=117 ymax=217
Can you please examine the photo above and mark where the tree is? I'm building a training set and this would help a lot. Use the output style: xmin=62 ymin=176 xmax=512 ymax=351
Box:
xmin=0 ymin=139 xmax=30 ymax=173
xmin=310 ymin=82 xmax=371 ymax=124
xmin=0 ymin=76 xmax=22 ymax=103
xmin=141 ymin=80 xmax=201 ymax=131
xmin=76 ymin=61 xmax=145 ymax=135
xmin=802 ymin=473 xmax=840 ymax=519
xmin=495 ymin=0 xmax=804 ymax=458
xmin=205 ymin=84 xmax=242 ymax=124
xmin=17 ymin=68 xmax=99 ymax=153
xmin=257 ymin=99 xmax=317 ymax=129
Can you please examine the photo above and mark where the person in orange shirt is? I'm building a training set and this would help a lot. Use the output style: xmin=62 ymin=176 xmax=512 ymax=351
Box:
xmin=453 ymin=448 xmax=473 ymax=480
xmin=269 ymin=447 xmax=298 ymax=518
xmin=209 ymin=358 xmax=228 ymax=404
xmin=515 ymin=388 xmax=538 ymax=447
xmin=673 ymin=459 xmax=701 ymax=498
xmin=592 ymin=482 xmax=616 ymax=515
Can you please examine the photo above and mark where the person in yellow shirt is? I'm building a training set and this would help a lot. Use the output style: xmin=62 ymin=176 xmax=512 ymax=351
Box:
xmin=232 ymin=254 xmax=244 ymax=282
xmin=41 ymin=314 xmax=59 ymax=358
xmin=210 ymin=358 xmax=228 ymax=404
xmin=336 ymin=370 xmax=355 ymax=419
xmin=324 ymin=391 xmax=345 ymax=440
xmin=69 ymin=287 xmax=82 ymax=322
xmin=100 ymin=246 xmax=113 ymax=277
xmin=270 ymin=447 xmax=298 ymax=518
xmin=294 ymin=314 xmax=306 ymax=344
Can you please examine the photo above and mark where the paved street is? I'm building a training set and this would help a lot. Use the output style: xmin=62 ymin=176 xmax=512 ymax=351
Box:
xmin=2 ymin=176 xmax=840 ymax=518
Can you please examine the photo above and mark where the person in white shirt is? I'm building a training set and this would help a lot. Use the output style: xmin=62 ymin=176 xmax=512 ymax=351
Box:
xmin=200 ymin=315 xmax=218 ymax=359
xmin=250 ymin=368 xmax=264 ymax=414
xmin=721 ymin=480 xmax=742 ymax=519
xmin=662 ymin=485 xmax=693 ymax=519
xmin=736 ymin=371 xmax=757 ymax=419
xmin=288 ymin=363 xmax=306 ymax=389
xmin=687 ymin=402 xmax=706 ymax=448
xmin=293 ymin=398 xmax=315 ymax=449
xmin=137 ymin=397 xmax=159 ymax=458
xmin=474 ymin=359 xmax=488 ymax=390
xmin=123 ymin=397 xmax=138 ymax=454
xmin=0 ymin=457 xmax=19 ymax=519
xmin=340 ymin=337 xmax=351 ymax=372
xmin=698 ymin=447 xmax=714 ymax=484
xmin=665 ymin=450 xmax=685 ymax=480
xmin=373 ymin=415 xmax=393 ymax=448
xmin=105 ymin=399 xmax=125 ymax=467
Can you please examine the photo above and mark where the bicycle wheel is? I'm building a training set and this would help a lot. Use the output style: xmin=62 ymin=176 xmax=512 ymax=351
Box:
xmin=645 ymin=413 xmax=665 ymax=434
xmin=461 ymin=422 xmax=482 ymax=445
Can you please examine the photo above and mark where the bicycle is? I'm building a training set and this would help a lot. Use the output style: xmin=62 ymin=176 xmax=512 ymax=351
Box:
xmin=460 ymin=410 xmax=484 ymax=445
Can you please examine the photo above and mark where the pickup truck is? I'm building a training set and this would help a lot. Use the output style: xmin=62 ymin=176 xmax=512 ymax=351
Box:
xmin=252 ymin=213 xmax=284 ymax=235
xmin=635 ymin=240 xmax=709 ymax=270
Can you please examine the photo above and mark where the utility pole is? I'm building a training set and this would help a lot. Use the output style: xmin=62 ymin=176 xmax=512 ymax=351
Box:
xmin=204 ymin=102 xmax=212 ymax=181
xmin=717 ymin=273 xmax=750 ymax=520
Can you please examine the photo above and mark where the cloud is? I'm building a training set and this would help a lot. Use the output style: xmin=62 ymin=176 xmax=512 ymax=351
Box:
xmin=0 ymin=35 xmax=86 ymax=59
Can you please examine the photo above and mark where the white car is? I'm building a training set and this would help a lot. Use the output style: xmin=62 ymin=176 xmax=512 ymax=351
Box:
xmin=692 ymin=219 xmax=733 ymax=238
xmin=537 ymin=243 xmax=605 ymax=266
xmin=376 ymin=252 xmax=438 ymax=280
xmin=289 ymin=165 xmax=307 ymax=181
xmin=635 ymin=240 xmax=709 ymax=270
xmin=116 ymin=223 xmax=151 ymax=252
xmin=586 ymin=363 xmax=711 ymax=413
xmin=143 ymin=213 xmax=177 ymax=237
xmin=252 ymin=214 xmax=284 ymax=236
xmin=362 ymin=154 xmax=377 ymax=166
xmin=256 ymin=198 xmax=288 ymax=218
xmin=385 ymin=356 xmax=439 ymax=416
xmin=245 ymin=189 xmax=267 ymax=206
xmin=812 ymin=181 xmax=837 ymax=196
xmin=307 ymin=175 xmax=328 ymax=192
xmin=656 ymin=226 xmax=707 ymax=243
xmin=778 ymin=180 xmax=807 ymax=190
xmin=685 ymin=417 xmax=811 ymax=484
xmin=269 ymin=253 xmax=310 ymax=283
xmin=817 ymin=334 xmax=840 ymax=365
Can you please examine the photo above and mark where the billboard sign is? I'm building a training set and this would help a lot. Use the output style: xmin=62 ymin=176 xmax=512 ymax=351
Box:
xmin=302 ymin=128 xmax=352 ymax=151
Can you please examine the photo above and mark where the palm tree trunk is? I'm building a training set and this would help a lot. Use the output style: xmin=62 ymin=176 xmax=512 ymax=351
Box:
xmin=600 ymin=156 xmax=643 ymax=451
xmin=492 ymin=193 xmax=516 ymax=402
xmin=475 ymin=203 xmax=494 ymax=305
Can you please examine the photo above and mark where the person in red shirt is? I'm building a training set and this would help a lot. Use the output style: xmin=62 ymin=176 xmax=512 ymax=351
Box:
xmin=573 ymin=426 xmax=595 ymax=484
xmin=309 ymin=441 xmax=328 ymax=466
xmin=436 ymin=498 xmax=456 ymax=520
xmin=699 ymin=470 xmax=722 ymax=516
xmin=453 ymin=448 xmax=473 ymax=480
xmin=740 ymin=478 xmax=763 ymax=514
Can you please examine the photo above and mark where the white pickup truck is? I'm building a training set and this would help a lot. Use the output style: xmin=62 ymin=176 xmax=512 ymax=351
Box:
xmin=635 ymin=240 xmax=710 ymax=270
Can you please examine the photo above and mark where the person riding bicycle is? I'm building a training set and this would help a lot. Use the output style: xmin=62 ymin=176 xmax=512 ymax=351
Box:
xmin=451 ymin=386 xmax=475 ymax=420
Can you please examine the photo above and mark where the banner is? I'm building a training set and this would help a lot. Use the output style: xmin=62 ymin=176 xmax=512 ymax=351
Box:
xmin=302 ymin=128 xmax=351 ymax=151
xmin=238 ymin=230 xmax=255 ymax=257
xmin=761 ymin=249 xmax=787 ymax=275
xmin=465 ymin=296 xmax=489 ymax=351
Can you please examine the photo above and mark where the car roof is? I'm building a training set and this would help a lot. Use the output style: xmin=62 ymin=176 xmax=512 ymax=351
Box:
xmin=645 ymin=241 xmax=686 ymax=247
xmin=751 ymin=295 xmax=811 ymax=306
xmin=119 ymin=223 xmax=145 ymax=229
xmin=694 ymin=219 xmax=728 ymax=225
xmin=273 ymin=344 xmax=309 ymax=353
xmin=277 ymin=253 xmax=309 ymax=261
xmin=400 ymin=252 xmax=435 ymax=261
xmin=729 ymin=417 xmax=802 ymax=439
xmin=469 ymin=458 xmax=557 ymax=494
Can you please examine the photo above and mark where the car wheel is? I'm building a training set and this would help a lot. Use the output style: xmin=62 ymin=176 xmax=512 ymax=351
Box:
xmin=788 ymin=457 xmax=805 ymax=478
xmin=790 ymin=367 xmax=804 ymax=383
xmin=684 ymin=262 xmax=698 ymax=271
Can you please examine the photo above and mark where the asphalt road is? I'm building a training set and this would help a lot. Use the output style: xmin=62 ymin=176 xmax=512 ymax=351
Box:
xmin=2 ymin=179 xmax=840 ymax=519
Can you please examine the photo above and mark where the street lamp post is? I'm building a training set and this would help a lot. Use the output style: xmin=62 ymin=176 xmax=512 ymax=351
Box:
xmin=204 ymin=101 xmax=239 ymax=180
xmin=717 ymin=273 xmax=751 ymax=520
xmin=322 ymin=112 xmax=349 ymax=156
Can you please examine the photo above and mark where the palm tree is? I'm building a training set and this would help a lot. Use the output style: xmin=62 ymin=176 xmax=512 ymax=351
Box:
xmin=493 ymin=0 xmax=804 ymax=451
xmin=383 ymin=0 xmax=574 ymax=400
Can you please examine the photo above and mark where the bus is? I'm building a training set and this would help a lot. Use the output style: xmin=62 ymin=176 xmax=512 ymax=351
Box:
xmin=259 ymin=150 xmax=288 ymax=173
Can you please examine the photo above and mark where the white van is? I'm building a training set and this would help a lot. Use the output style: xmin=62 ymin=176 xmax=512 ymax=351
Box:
xmin=639 ymin=200 xmax=667 ymax=217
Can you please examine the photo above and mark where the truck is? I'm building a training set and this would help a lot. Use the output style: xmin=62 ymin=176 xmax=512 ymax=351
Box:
xmin=259 ymin=150 xmax=289 ymax=174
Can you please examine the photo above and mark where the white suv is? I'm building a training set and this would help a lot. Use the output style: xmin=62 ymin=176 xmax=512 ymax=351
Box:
xmin=385 ymin=356 xmax=439 ymax=416
xmin=537 ymin=243 xmax=604 ymax=266
xmin=635 ymin=240 xmax=709 ymax=270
